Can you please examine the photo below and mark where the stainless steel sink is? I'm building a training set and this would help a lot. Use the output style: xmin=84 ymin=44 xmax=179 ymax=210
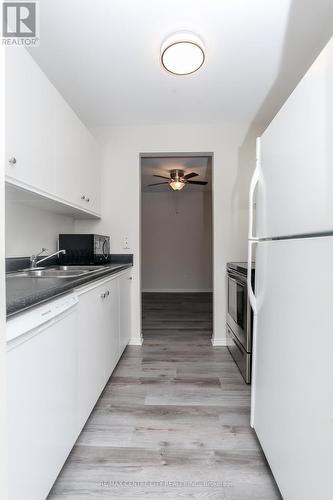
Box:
xmin=7 ymin=265 xmax=108 ymax=279
xmin=55 ymin=265 xmax=105 ymax=272
xmin=8 ymin=269 xmax=89 ymax=278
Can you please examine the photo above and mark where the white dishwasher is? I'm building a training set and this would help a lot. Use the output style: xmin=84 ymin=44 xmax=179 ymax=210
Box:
xmin=7 ymin=293 xmax=79 ymax=500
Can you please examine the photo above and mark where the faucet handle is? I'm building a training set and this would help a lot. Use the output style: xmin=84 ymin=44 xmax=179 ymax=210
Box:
xmin=30 ymin=248 xmax=48 ymax=265
xmin=29 ymin=248 xmax=49 ymax=268
xmin=33 ymin=248 xmax=48 ymax=258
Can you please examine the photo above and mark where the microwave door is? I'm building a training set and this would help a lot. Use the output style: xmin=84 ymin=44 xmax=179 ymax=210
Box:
xmin=102 ymin=239 xmax=109 ymax=260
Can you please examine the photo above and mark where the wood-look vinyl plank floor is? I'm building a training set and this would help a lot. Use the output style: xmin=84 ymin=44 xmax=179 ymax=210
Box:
xmin=48 ymin=292 xmax=281 ymax=500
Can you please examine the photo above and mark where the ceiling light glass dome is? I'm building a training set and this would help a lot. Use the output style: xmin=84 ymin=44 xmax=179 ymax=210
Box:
xmin=161 ymin=32 xmax=205 ymax=75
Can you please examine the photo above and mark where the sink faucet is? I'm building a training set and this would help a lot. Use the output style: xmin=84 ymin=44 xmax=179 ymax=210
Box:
xmin=30 ymin=249 xmax=66 ymax=268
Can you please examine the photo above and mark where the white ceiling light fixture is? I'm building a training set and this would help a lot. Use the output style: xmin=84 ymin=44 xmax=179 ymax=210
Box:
xmin=161 ymin=32 xmax=205 ymax=75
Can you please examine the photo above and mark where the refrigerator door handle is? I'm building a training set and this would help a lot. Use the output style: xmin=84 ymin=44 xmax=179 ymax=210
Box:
xmin=248 ymin=137 xmax=261 ymax=240
xmin=248 ymin=137 xmax=261 ymax=313
xmin=247 ymin=240 xmax=257 ymax=313
xmin=248 ymin=239 xmax=258 ymax=428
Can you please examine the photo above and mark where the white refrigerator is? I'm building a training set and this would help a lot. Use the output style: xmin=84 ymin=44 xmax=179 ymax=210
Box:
xmin=248 ymin=36 xmax=333 ymax=499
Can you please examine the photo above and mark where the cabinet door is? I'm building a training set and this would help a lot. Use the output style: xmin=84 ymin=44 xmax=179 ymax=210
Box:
xmin=79 ymin=127 xmax=101 ymax=214
xmin=7 ymin=308 xmax=78 ymax=500
xmin=77 ymin=282 xmax=108 ymax=424
xmin=55 ymin=93 xmax=101 ymax=213
xmin=5 ymin=47 xmax=56 ymax=193
xmin=102 ymin=278 xmax=120 ymax=380
xmin=54 ymin=93 xmax=84 ymax=207
xmin=119 ymin=272 xmax=132 ymax=355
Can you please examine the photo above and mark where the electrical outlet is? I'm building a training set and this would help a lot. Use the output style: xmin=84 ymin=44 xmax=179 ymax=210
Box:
xmin=123 ymin=236 xmax=129 ymax=249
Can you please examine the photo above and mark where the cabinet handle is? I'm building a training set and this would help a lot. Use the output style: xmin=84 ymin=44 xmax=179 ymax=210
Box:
xmin=129 ymin=277 xmax=132 ymax=280
xmin=100 ymin=292 xmax=106 ymax=299
xmin=86 ymin=197 xmax=90 ymax=203
xmin=9 ymin=157 xmax=17 ymax=166
xmin=81 ymin=195 xmax=86 ymax=201
xmin=106 ymin=290 xmax=110 ymax=296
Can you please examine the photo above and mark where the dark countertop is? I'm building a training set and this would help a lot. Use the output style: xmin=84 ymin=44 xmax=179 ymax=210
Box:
xmin=6 ymin=263 xmax=133 ymax=318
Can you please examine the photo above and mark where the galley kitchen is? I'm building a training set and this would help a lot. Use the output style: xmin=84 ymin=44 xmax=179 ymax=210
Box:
xmin=1 ymin=2 xmax=333 ymax=500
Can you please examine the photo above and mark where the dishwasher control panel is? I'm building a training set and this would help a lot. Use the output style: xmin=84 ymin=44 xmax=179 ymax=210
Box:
xmin=6 ymin=293 xmax=79 ymax=343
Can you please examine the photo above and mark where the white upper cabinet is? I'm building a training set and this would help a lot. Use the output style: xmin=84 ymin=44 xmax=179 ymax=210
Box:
xmin=5 ymin=47 xmax=101 ymax=218
xmin=54 ymin=93 xmax=101 ymax=214
xmin=5 ymin=47 xmax=56 ymax=193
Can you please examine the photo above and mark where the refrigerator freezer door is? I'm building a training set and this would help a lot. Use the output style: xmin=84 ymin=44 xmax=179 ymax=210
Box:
xmin=255 ymin=36 xmax=333 ymax=239
xmin=252 ymin=237 xmax=333 ymax=500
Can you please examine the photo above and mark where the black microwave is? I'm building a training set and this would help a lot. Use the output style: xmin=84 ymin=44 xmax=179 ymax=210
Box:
xmin=58 ymin=234 xmax=111 ymax=264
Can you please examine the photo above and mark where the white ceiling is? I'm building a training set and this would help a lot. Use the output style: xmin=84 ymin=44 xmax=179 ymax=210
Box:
xmin=30 ymin=0 xmax=333 ymax=128
xmin=141 ymin=156 xmax=212 ymax=192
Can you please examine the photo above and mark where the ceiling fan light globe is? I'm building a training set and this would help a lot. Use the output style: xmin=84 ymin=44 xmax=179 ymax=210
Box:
xmin=170 ymin=180 xmax=185 ymax=191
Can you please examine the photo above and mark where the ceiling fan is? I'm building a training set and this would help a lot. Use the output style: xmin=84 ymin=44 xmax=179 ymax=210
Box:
xmin=147 ymin=169 xmax=208 ymax=191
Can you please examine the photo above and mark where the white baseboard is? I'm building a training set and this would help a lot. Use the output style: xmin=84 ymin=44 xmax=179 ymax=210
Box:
xmin=129 ymin=336 xmax=226 ymax=347
xmin=142 ymin=288 xmax=213 ymax=293
xmin=211 ymin=337 xmax=228 ymax=346
xmin=128 ymin=334 xmax=143 ymax=346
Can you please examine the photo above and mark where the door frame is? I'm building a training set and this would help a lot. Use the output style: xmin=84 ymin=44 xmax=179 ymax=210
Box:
xmin=139 ymin=151 xmax=214 ymax=342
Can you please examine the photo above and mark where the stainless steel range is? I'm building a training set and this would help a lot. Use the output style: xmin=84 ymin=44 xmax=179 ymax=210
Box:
xmin=226 ymin=262 xmax=255 ymax=384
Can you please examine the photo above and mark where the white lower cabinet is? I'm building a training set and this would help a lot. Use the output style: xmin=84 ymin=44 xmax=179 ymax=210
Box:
xmin=119 ymin=272 xmax=132 ymax=353
xmin=102 ymin=278 xmax=120 ymax=381
xmin=7 ymin=269 xmax=132 ymax=500
xmin=77 ymin=280 xmax=111 ymax=424
xmin=77 ymin=270 xmax=130 ymax=426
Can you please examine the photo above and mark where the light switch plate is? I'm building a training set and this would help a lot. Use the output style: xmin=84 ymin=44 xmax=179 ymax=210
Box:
xmin=123 ymin=236 xmax=129 ymax=249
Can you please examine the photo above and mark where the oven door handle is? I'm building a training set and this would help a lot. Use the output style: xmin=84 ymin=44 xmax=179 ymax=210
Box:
xmin=228 ymin=273 xmax=246 ymax=286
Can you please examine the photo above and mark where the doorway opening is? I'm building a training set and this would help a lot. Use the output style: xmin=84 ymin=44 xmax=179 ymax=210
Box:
xmin=140 ymin=153 xmax=213 ymax=342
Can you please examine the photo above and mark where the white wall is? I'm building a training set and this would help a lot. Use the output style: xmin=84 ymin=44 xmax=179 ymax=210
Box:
xmin=0 ymin=34 xmax=8 ymax=500
xmin=76 ymin=122 xmax=258 ymax=345
xmin=5 ymin=200 xmax=75 ymax=257
xmin=141 ymin=190 xmax=212 ymax=292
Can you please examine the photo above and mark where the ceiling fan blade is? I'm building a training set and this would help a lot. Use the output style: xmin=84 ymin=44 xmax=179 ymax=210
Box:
xmin=187 ymin=180 xmax=208 ymax=185
xmin=184 ymin=172 xmax=199 ymax=179
xmin=147 ymin=182 xmax=169 ymax=186
xmin=153 ymin=175 xmax=170 ymax=180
